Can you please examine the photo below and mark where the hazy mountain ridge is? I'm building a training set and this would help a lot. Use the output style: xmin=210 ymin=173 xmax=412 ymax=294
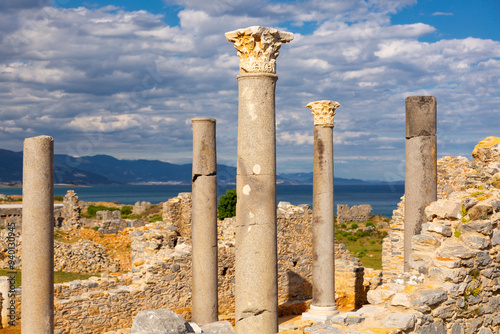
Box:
xmin=0 ymin=149 xmax=403 ymax=185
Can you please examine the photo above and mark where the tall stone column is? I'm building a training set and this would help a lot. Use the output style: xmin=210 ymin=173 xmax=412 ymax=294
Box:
xmin=404 ymin=96 xmax=437 ymax=272
xmin=225 ymin=26 xmax=293 ymax=334
xmin=191 ymin=118 xmax=218 ymax=325
xmin=22 ymin=135 xmax=54 ymax=334
xmin=302 ymin=100 xmax=340 ymax=322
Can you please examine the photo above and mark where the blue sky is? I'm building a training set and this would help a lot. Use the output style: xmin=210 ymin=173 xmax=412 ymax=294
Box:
xmin=0 ymin=0 xmax=499 ymax=181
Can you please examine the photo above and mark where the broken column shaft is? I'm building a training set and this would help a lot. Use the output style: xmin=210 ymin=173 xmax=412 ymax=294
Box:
xmin=21 ymin=135 xmax=54 ymax=334
xmin=404 ymin=96 xmax=437 ymax=272
xmin=302 ymin=100 xmax=340 ymax=322
xmin=191 ymin=118 xmax=218 ymax=325
xmin=225 ymin=26 xmax=293 ymax=334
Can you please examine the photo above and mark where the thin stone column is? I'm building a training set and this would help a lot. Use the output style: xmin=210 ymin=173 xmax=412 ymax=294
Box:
xmin=191 ymin=118 xmax=218 ymax=325
xmin=404 ymin=96 xmax=437 ymax=272
xmin=0 ymin=276 xmax=11 ymax=328
xmin=21 ymin=135 xmax=54 ymax=334
xmin=226 ymin=26 xmax=293 ymax=334
xmin=302 ymin=100 xmax=340 ymax=322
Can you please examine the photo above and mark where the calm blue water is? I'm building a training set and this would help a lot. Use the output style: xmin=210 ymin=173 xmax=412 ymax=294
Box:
xmin=0 ymin=184 xmax=403 ymax=218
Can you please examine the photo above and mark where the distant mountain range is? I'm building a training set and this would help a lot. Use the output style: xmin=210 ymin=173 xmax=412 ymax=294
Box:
xmin=0 ymin=148 xmax=403 ymax=186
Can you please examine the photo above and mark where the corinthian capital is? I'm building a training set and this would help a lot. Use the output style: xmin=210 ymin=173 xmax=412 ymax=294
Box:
xmin=225 ymin=26 xmax=294 ymax=74
xmin=307 ymin=100 xmax=341 ymax=127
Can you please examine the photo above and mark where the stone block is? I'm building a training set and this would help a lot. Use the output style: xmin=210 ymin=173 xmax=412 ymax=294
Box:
xmin=130 ymin=309 xmax=192 ymax=333
xmin=433 ymin=257 xmax=461 ymax=269
xmin=391 ymin=292 xmax=411 ymax=307
xmin=478 ymin=328 xmax=492 ymax=334
xmin=467 ymin=318 xmax=483 ymax=334
xmin=201 ymin=320 xmax=236 ymax=334
xmin=304 ymin=323 xmax=342 ymax=333
xmin=405 ymin=96 xmax=437 ymax=138
xmin=492 ymin=200 xmax=500 ymax=212
xmin=416 ymin=322 xmax=446 ymax=334
xmin=492 ymin=230 xmax=500 ymax=246
xmin=438 ymin=241 xmax=476 ymax=259
xmin=462 ymin=198 xmax=478 ymax=210
xmin=412 ymin=234 xmax=441 ymax=251
xmin=278 ymin=201 xmax=293 ymax=210
xmin=382 ymin=313 xmax=416 ymax=330
xmin=463 ymin=235 xmax=490 ymax=250
xmin=468 ymin=204 xmax=493 ymax=220
xmin=412 ymin=289 xmax=447 ymax=307
xmin=425 ymin=200 xmax=461 ymax=220
xmin=459 ymin=221 xmax=492 ymax=236
xmin=472 ymin=137 xmax=500 ymax=163
xmin=432 ymin=304 xmax=455 ymax=319
xmin=451 ymin=321 xmax=465 ymax=334
xmin=487 ymin=296 xmax=500 ymax=312
xmin=423 ymin=222 xmax=453 ymax=237
xmin=367 ymin=285 xmax=400 ymax=305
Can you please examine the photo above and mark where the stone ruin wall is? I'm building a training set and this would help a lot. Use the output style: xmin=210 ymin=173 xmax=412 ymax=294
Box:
xmin=382 ymin=143 xmax=500 ymax=283
xmin=337 ymin=204 xmax=372 ymax=224
xmin=375 ymin=141 xmax=500 ymax=333
xmin=4 ymin=193 xmax=376 ymax=333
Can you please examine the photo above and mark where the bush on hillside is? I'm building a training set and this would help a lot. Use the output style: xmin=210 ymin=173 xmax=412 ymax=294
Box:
xmin=120 ymin=205 xmax=133 ymax=217
xmin=82 ymin=205 xmax=119 ymax=218
xmin=218 ymin=189 xmax=237 ymax=220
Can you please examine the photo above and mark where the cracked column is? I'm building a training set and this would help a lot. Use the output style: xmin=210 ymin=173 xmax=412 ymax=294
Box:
xmin=226 ymin=26 xmax=293 ymax=334
xmin=302 ymin=100 xmax=340 ymax=322
xmin=22 ymin=135 xmax=54 ymax=334
xmin=404 ymin=96 xmax=437 ymax=272
xmin=191 ymin=118 xmax=218 ymax=325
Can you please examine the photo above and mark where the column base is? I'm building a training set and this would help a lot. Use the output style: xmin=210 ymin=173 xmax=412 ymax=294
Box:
xmin=302 ymin=305 xmax=339 ymax=322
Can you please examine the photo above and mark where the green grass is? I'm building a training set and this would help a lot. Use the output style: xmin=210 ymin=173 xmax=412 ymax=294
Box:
xmin=81 ymin=205 xmax=119 ymax=218
xmin=334 ymin=217 xmax=388 ymax=270
xmin=0 ymin=270 xmax=96 ymax=287
xmin=148 ymin=214 xmax=163 ymax=223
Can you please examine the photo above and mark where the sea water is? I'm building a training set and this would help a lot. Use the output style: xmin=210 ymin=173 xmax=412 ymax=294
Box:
xmin=0 ymin=183 xmax=403 ymax=218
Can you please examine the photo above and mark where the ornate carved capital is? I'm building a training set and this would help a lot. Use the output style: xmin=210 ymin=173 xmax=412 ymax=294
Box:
xmin=307 ymin=100 xmax=340 ymax=127
xmin=225 ymin=26 xmax=294 ymax=74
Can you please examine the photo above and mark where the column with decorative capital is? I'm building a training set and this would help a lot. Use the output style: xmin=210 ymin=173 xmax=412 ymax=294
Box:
xmin=226 ymin=26 xmax=293 ymax=334
xmin=302 ymin=100 xmax=340 ymax=322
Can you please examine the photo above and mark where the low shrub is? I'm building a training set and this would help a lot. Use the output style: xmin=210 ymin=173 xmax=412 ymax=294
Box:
xmin=82 ymin=205 xmax=119 ymax=218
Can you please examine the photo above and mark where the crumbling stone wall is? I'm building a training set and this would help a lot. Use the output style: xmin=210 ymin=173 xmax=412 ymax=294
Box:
xmin=162 ymin=192 xmax=192 ymax=243
xmin=337 ymin=204 xmax=373 ymax=224
xmin=54 ymin=240 xmax=121 ymax=273
xmin=0 ymin=234 xmax=121 ymax=273
xmin=375 ymin=139 xmax=500 ymax=333
xmin=62 ymin=190 xmax=81 ymax=228
xmin=0 ymin=208 xmax=22 ymax=231
xmin=133 ymin=201 xmax=151 ymax=215
xmin=382 ymin=196 xmax=405 ymax=283
xmin=383 ymin=144 xmax=500 ymax=283
xmin=26 ymin=198 xmax=370 ymax=333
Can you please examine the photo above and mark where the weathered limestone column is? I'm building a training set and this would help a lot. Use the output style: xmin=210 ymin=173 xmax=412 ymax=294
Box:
xmin=191 ymin=118 xmax=218 ymax=325
xmin=22 ymin=135 xmax=54 ymax=334
xmin=0 ymin=276 xmax=11 ymax=328
xmin=302 ymin=100 xmax=340 ymax=322
xmin=225 ymin=26 xmax=293 ymax=334
xmin=404 ymin=96 xmax=437 ymax=272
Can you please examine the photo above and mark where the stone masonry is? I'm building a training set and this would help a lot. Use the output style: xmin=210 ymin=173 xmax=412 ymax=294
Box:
xmin=337 ymin=204 xmax=373 ymax=224
xmin=7 ymin=197 xmax=370 ymax=334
